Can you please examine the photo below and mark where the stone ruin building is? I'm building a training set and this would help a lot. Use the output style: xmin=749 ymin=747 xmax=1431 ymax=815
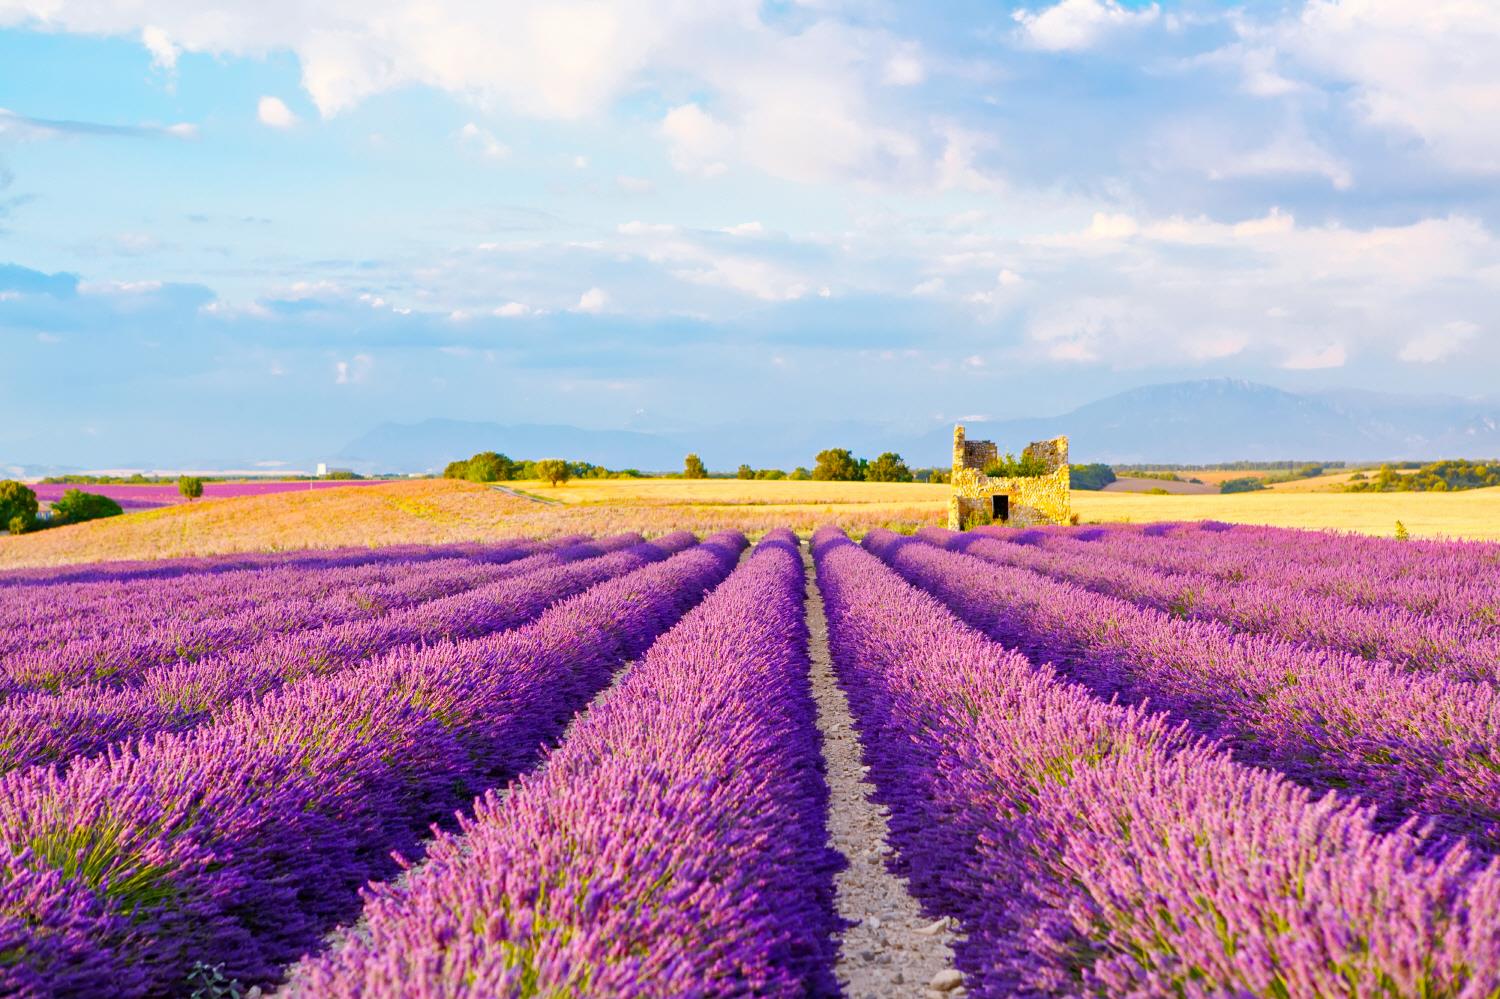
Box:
xmin=948 ymin=425 xmax=1071 ymax=530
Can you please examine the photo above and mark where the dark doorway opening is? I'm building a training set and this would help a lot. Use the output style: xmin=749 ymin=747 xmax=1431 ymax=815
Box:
xmin=992 ymin=494 xmax=1009 ymax=522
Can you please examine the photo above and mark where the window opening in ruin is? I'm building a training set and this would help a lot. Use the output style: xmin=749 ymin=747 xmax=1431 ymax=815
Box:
xmin=992 ymin=494 xmax=1009 ymax=522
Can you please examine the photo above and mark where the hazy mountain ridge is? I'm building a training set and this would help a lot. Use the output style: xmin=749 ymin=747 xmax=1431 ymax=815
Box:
xmin=12 ymin=380 xmax=1500 ymax=476
xmin=340 ymin=380 xmax=1500 ymax=472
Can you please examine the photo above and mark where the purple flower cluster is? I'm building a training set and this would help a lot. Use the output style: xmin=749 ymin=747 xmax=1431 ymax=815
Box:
xmin=0 ymin=531 xmax=744 ymax=996
xmin=1032 ymin=522 xmax=1500 ymax=623
xmin=0 ymin=533 xmax=687 ymax=775
xmin=284 ymin=530 xmax=843 ymax=997
xmin=0 ymin=536 xmax=567 ymax=594
xmin=865 ymin=528 xmax=1500 ymax=852
xmin=814 ymin=526 xmax=1500 ymax=997
xmin=0 ymin=542 xmax=571 ymax=695
xmin=961 ymin=522 xmax=1500 ymax=680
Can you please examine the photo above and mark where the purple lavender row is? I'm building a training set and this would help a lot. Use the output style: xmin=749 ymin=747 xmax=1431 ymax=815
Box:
xmin=0 ymin=536 xmax=549 ymax=593
xmin=0 ymin=540 xmax=540 ymax=634
xmin=0 ymin=532 xmax=745 ymax=997
xmin=1010 ymin=519 xmax=1500 ymax=590
xmin=814 ymin=527 xmax=1500 ymax=996
xmin=1005 ymin=521 xmax=1500 ymax=635
xmin=938 ymin=526 xmax=1500 ymax=682
xmin=0 ymin=538 xmax=596 ymax=697
xmin=0 ymin=537 xmax=570 ymax=635
xmin=0 ymin=547 xmax=559 ymax=680
xmin=0 ymin=533 xmax=682 ymax=775
xmin=865 ymin=529 xmax=1500 ymax=853
xmin=284 ymin=530 xmax=842 ymax=998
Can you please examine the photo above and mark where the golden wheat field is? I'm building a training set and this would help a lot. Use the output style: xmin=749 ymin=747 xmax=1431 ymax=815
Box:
xmin=3 ymin=476 xmax=1498 ymax=569
xmin=1073 ymin=486 xmax=1500 ymax=540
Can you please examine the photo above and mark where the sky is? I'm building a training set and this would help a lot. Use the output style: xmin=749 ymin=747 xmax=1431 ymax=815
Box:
xmin=1 ymin=0 xmax=1498 ymax=468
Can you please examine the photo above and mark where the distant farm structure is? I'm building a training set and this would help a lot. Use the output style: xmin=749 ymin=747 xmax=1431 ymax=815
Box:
xmin=949 ymin=426 xmax=1071 ymax=529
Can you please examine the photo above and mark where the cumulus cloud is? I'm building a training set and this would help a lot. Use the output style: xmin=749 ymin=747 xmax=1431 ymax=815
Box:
xmin=1275 ymin=0 xmax=1500 ymax=171
xmin=1399 ymin=321 xmax=1480 ymax=364
xmin=2 ymin=1 xmax=952 ymax=187
xmin=257 ymin=96 xmax=298 ymax=128
xmin=1013 ymin=0 xmax=1160 ymax=52
xmin=574 ymin=287 xmax=608 ymax=313
xmin=141 ymin=26 xmax=178 ymax=70
xmin=661 ymin=103 xmax=732 ymax=177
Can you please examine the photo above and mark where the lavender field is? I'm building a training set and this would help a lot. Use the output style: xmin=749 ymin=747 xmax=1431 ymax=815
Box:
xmin=3 ymin=522 xmax=1499 ymax=997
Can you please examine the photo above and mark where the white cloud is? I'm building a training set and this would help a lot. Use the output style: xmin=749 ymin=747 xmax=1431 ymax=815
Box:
xmin=1398 ymin=321 xmax=1479 ymax=363
xmin=575 ymin=287 xmax=609 ymax=313
xmin=1276 ymin=0 xmax=1500 ymax=171
xmin=614 ymin=221 xmax=815 ymax=301
xmin=661 ymin=103 xmax=732 ymax=177
xmin=1086 ymin=212 xmax=1140 ymax=240
xmin=1014 ymin=0 xmax=1160 ymax=52
xmin=616 ymin=175 xmax=655 ymax=194
xmin=334 ymin=353 xmax=373 ymax=384
xmin=493 ymin=301 xmax=535 ymax=318
xmin=883 ymin=52 xmax=925 ymax=86
xmin=457 ymin=122 xmax=509 ymax=159
xmin=141 ymin=26 xmax=177 ymax=70
xmin=1282 ymin=343 xmax=1347 ymax=370
xmin=257 ymin=96 xmax=298 ymax=129
xmin=2 ymin=2 xmax=969 ymax=187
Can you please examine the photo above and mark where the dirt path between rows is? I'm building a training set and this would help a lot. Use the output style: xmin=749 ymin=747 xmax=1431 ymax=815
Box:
xmin=803 ymin=542 xmax=964 ymax=998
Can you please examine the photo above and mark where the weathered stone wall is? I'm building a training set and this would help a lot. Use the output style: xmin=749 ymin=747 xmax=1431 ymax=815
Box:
xmin=1022 ymin=436 xmax=1068 ymax=474
xmin=947 ymin=426 xmax=1071 ymax=530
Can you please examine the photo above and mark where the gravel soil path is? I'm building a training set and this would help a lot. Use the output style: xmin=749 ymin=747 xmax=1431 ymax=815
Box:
xmin=803 ymin=541 xmax=965 ymax=998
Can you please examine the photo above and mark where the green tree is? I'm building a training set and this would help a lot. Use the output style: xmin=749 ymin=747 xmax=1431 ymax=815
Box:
xmin=464 ymin=451 xmax=515 ymax=483
xmin=0 ymin=481 xmax=38 ymax=535
xmin=789 ymin=467 xmax=812 ymax=481
xmin=51 ymin=489 xmax=124 ymax=525
xmin=534 ymin=459 xmax=571 ymax=486
xmin=736 ymin=464 xmax=754 ymax=480
xmin=983 ymin=451 xmax=1050 ymax=478
xmin=1220 ymin=477 xmax=1266 ymax=494
xmin=1069 ymin=463 xmax=1117 ymax=491
xmin=683 ymin=454 xmax=707 ymax=479
xmin=812 ymin=448 xmax=861 ymax=481
xmin=865 ymin=452 xmax=913 ymax=483
xmin=755 ymin=468 xmax=786 ymax=480
xmin=177 ymin=476 xmax=204 ymax=501
xmin=442 ymin=459 xmax=470 ymax=479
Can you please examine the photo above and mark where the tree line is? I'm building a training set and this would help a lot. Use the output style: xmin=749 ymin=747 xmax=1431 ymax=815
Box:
xmin=0 ymin=476 xmax=212 ymax=535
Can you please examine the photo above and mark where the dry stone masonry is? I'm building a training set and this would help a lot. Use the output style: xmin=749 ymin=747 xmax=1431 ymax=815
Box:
xmin=948 ymin=426 xmax=1071 ymax=530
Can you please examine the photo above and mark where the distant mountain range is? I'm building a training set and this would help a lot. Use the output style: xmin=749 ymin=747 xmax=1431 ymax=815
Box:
xmin=336 ymin=380 xmax=1500 ymax=472
xmin=11 ymin=379 xmax=1499 ymax=477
